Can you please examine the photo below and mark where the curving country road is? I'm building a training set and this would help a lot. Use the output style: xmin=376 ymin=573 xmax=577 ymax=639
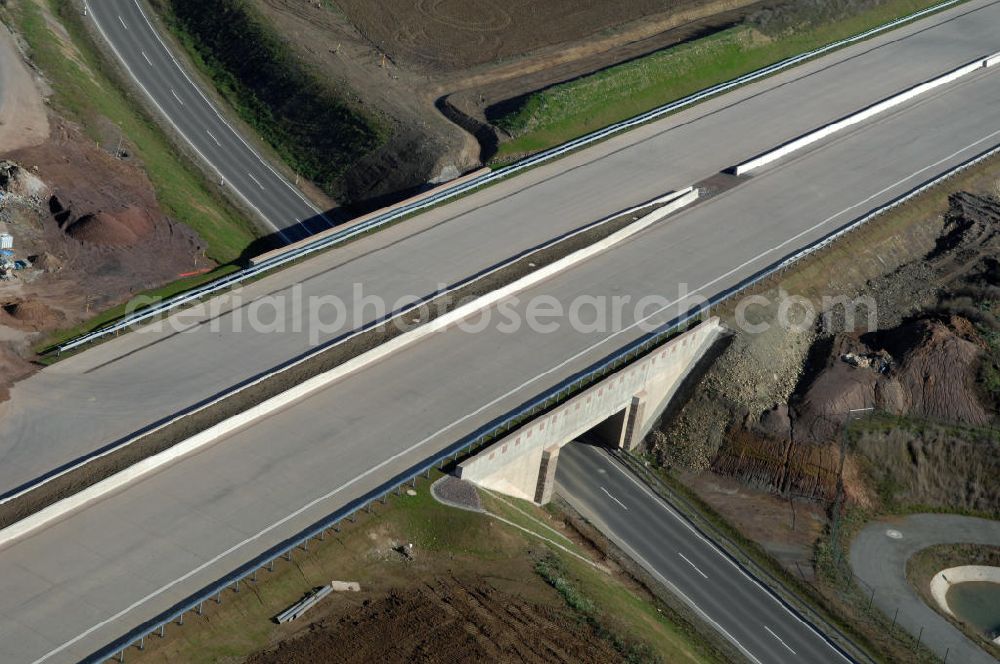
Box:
xmin=85 ymin=0 xmax=330 ymax=242
xmin=850 ymin=513 xmax=1000 ymax=664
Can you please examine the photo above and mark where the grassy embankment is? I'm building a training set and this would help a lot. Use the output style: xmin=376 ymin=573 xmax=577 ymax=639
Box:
xmin=121 ymin=474 xmax=713 ymax=664
xmin=492 ymin=0 xmax=957 ymax=161
xmin=8 ymin=1 xmax=263 ymax=348
xmin=148 ymin=0 xmax=387 ymax=200
xmin=11 ymin=1 xmax=257 ymax=262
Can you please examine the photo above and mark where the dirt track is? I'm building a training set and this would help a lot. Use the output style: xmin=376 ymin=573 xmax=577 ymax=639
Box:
xmin=246 ymin=577 xmax=620 ymax=664
xmin=0 ymin=24 xmax=49 ymax=154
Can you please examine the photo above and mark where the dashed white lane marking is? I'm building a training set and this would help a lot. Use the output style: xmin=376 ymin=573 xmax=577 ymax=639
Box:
xmin=678 ymin=552 xmax=708 ymax=579
xmin=206 ymin=130 xmax=221 ymax=147
xmin=764 ymin=625 xmax=797 ymax=654
xmin=141 ymin=50 xmax=152 ymax=66
xmin=170 ymin=89 xmax=184 ymax=106
xmin=118 ymin=15 xmax=128 ymax=29
xmin=247 ymin=172 xmax=265 ymax=190
xmin=600 ymin=486 xmax=628 ymax=510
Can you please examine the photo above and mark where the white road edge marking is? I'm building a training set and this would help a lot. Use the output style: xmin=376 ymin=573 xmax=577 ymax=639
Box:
xmin=128 ymin=0 xmax=331 ymax=226
xmin=678 ymin=552 xmax=708 ymax=579
xmin=83 ymin=1 xmax=294 ymax=243
xmin=600 ymin=486 xmax=628 ymax=510
xmin=170 ymin=89 xmax=184 ymax=106
xmin=591 ymin=445 xmax=851 ymax=661
xmin=765 ymin=625 xmax=798 ymax=654
xmin=571 ymin=496 xmax=765 ymax=664
xmin=248 ymin=173 xmax=265 ymax=190
xmin=31 ymin=71 xmax=1000 ymax=664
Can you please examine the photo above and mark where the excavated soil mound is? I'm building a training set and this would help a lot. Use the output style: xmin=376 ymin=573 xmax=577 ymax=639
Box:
xmin=0 ymin=300 xmax=65 ymax=331
xmin=64 ymin=206 xmax=155 ymax=247
xmin=247 ymin=578 xmax=620 ymax=664
xmin=791 ymin=317 xmax=989 ymax=443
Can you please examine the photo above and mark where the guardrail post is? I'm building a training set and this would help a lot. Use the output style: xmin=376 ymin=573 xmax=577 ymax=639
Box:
xmin=177 ymin=612 xmax=184 ymax=626
xmin=117 ymin=649 xmax=125 ymax=663
xmin=300 ymin=540 xmax=308 ymax=552
xmin=197 ymin=601 xmax=204 ymax=616
xmin=284 ymin=551 xmax=292 ymax=562
xmin=233 ymin=579 xmax=240 ymax=593
xmin=158 ymin=625 xmax=165 ymax=638
xmin=215 ymin=591 xmax=222 ymax=605
xmin=318 ymin=529 xmax=325 ymax=541
xmin=333 ymin=521 xmax=341 ymax=533
xmin=138 ymin=636 xmax=145 ymax=651
xmin=349 ymin=512 xmax=356 ymax=523
xmin=251 ymin=569 xmax=258 ymax=582
xmin=268 ymin=560 xmax=275 ymax=572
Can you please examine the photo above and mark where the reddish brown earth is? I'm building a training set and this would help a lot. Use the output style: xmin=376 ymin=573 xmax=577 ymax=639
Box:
xmin=0 ymin=119 xmax=208 ymax=397
xmin=245 ymin=577 xmax=620 ymax=664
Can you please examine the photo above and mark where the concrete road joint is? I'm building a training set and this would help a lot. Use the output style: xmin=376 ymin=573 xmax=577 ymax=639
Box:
xmin=0 ymin=189 xmax=698 ymax=549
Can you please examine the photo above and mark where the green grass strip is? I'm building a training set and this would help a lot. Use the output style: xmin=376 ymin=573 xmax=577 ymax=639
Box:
xmin=493 ymin=0 xmax=954 ymax=161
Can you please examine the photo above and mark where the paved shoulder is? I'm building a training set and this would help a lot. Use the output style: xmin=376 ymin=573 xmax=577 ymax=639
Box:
xmin=849 ymin=513 xmax=1000 ymax=664
xmin=556 ymin=443 xmax=848 ymax=663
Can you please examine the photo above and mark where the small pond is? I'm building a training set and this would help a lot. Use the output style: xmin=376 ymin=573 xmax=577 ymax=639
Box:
xmin=947 ymin=581 xmax=1000 ymax=636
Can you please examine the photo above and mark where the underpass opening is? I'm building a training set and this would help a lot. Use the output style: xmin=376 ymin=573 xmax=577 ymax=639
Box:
xmin=581 ymin=403 xmax=633 ymax=450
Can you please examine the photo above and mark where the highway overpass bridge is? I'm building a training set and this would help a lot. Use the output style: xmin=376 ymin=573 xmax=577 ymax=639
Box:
xmin=457 ymin=319 xmax=723 ymax=504
xmin=0 ymin=1 xmax=999 ymax=661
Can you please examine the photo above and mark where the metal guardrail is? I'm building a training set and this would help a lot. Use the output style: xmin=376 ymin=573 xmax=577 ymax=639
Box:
xmin=86 ymin=134 xmax=1000 ymax=663
xmin=57 ymin=0 xmax=963 ymax=354
xmin=612 ymin=451 xmax=872 ymax=664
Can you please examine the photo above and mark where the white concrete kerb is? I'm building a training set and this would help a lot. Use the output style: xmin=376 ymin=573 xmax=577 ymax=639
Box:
xmin=930 ymin=565 xmax=1000 ymax=618
xmin=0 ymin=188 xmax=698 ymax=549
xmin=734 ymin=54 xmax=997 ymax=175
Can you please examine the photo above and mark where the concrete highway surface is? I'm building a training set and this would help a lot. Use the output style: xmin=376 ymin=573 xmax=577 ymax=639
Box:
xmin=851 ymin=514 xmax=1000 ymax=664
xmin=2 ymin=45 xmax=1000 ymax=661
xmin=2 ymin=0 xmax=1000 ymax=501
xmin=85 ymin=0 xmax=329 ymax=241
xmin=556 ymin=443 xmax=845 ymax=663
xmin=1 ymin=2 xmax=1000 ymax=661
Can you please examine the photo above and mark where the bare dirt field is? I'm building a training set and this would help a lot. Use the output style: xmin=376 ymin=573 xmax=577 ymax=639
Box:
xmin=0 ymin=113 xmax=207 ymax=400
xmin=0 ymin=120 xmax=208 ymax=397
xmin=334 ymin=0 xmax=754 ymax=72
xmin=250 ymin=0 xmax=768 ymax=203
xmin=246 ymin=576 xmax=621 ymax=664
